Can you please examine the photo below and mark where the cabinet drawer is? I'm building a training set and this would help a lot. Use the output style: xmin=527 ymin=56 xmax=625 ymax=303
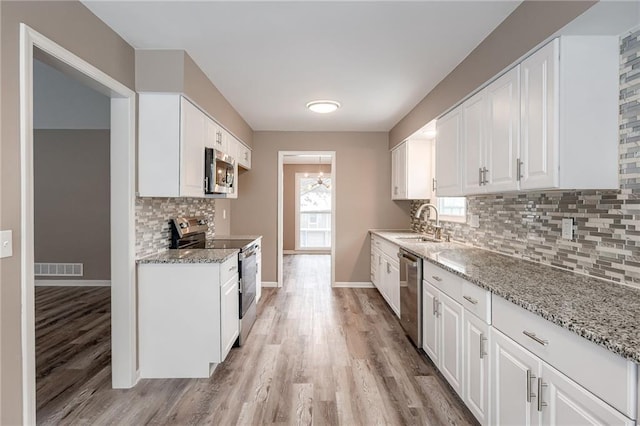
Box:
xmin=461 ymin=281 xmax=491 ymax=324
xmin=219 ymin=254 xmax=239 ymax=285
xmin=492 ymin=295 xmax=637 ymax=419
xmin=378 ymin=238 xmax=399 ymax=263
xmin=424 ymin=262 xmax=463 ymax=302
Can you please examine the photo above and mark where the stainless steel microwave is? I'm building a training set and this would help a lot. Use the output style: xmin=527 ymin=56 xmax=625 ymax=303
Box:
xmin=205 ymin=148 xmax=235 ymax=194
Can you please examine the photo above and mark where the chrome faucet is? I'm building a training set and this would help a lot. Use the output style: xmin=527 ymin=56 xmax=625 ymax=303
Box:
xmin=415 ymin=203 xmax=442 ymax=240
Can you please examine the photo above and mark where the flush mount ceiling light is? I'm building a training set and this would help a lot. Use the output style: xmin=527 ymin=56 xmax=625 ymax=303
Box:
xmin=306 ymin=100 xmax=341 ymax=114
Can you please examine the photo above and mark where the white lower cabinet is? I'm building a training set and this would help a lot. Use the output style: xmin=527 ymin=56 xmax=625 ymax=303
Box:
xmin=491 ymin=327 xmax=634 ymax=426
xmin=370 ymin=236 xmax=399 ymax=318
xmin=138 ymin=256 xmax=239 ymax=378
xmin=463 ymin=312 xmax=489 ymax=425
xmin=422 ymin=279 xmax=464 ymax=398
xmin=220 ymin=274 xmax=239 ymax=361
xmin=491 ymin=327 xmax=542 ymax=425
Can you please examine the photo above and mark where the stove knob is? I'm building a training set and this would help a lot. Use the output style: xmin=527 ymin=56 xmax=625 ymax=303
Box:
xmin=179 ymin=222 xmax=188 ymax=229
xmin=198 ymin=219 xmax=207 ymax=225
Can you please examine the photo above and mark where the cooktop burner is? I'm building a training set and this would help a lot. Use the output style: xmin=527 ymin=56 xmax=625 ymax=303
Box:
xmin=205 ymin=239 xmax=255 ymax=250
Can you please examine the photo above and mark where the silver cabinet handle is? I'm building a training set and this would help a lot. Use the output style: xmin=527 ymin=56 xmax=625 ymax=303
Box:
xmin=394 ymin=186 xmax=398 ymax=195
xmin=229 ymin=266 xmax=237 ymax=272
xmin=431 ymin=275 xmax=442 ymax=282
xmin=523 ymin=330 xmax=549 ymax=346
xmin=386 ymin=262 xmax=391 ymax=274
xmin=463 ymin=295 xmax=478 ymax=305
xmin=482 ymin=167 xmax=489 ymax=185
xmin=244 ymin=152 xmax=248 ymax=161
xmin=433 ymin=297 xmax=439 ymax=317
xmin=516 ymin=157 xmax=524 ymax=181
xmin=479 ymin=333 xmax=487 ymax=359
xmin=432 ymin=178 xmax=436 ymax=191
xmin=526 ymin=369 xmax=536 ymax=403
xmin=478 ymin=167 xmax=483 ymax=186
xmin=537 ymin=377 xmax=548 ymax=411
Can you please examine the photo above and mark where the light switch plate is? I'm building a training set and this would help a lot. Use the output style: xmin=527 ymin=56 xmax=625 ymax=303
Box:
xmin=0 ymin=230 xmax=13 ymax=258
xmin=469 ymin=214 xmax=480 ymax=228
xmin=562 ymin=218 xmax=574 ymax=240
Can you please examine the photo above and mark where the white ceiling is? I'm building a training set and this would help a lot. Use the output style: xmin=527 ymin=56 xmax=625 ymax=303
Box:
xmin=82 ymin=1 xmax=521 ymax=132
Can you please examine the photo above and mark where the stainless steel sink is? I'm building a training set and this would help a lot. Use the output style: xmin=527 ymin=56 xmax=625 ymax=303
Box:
xmin=397 ymin=236 xmax=443 ymax=243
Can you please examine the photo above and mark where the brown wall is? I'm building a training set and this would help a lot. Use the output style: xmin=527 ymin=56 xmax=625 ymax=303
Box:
xmin=283 ymin=164 xmax=332 ymax=251
xmin=0 ymin=1 xmax=135 ymax=423
xmin=214 ymin=198 xmax=232 ymax=236
xmin=135 ymin=50 xmax=254 ymax=147
xmin=389 ymin=0 xmax=597 ymax=148
xmin=34 ymin=130 xmax=111 ymax=280
xmin=231 ymin=132 xmax=410 ymax=283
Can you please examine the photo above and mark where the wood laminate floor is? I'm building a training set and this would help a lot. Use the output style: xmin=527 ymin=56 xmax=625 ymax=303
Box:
xmin=36 ymin=256 xmax=475 ymax=425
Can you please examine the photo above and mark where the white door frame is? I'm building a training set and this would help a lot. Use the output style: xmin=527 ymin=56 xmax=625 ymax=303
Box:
xmin=277 ymin=151 xmax=336 ymax=288
xmin=19 ymin=24 xmax=137 ymax=424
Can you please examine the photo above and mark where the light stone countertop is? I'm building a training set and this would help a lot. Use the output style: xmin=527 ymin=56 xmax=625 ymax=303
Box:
xmin=137 ymin=248 xmax=239 ymax=264
xmin=370 ymin=229 xmax=640 ymax=364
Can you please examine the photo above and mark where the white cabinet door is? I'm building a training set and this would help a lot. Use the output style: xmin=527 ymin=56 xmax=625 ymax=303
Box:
xmin=540 ymin=363 xmax=634 ymax=426
xmin=464 ymin=312 xmax=489 ymax=425
xmin=220 ymin=274 xmax=239 ymax=361
xmin=387 ymin=259 xmax=400 ymax=318
xmin=237 ymin=142 xmax=252 ymax=170
xmin=484 ymin=67 xmax=520 ymax=193
xmin=180 ymin=97 xmax=205 ymax=197
xmin=491 ymin=328 xmax=541 ymax=426
xmin=439 ymin=291 xmax=464 ymax=398
xmin=255 ymin=243 xmax=262 ymax=302
xmin=205 ymin=116 xmax=217 ymax=149
xmin=462 ymin=90 xmax=486 ymax=195
xmin=422 ymin=280 xmax=440 ymax=366
xmin=520 ymin=39 xmax=558 ymax=190
xmin=435 ymin=106 xmax=462 ymax=196
xmin=391 ymin=144 xmax=407 ymax=199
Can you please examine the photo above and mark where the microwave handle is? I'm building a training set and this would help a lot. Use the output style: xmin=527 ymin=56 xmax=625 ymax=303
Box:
xmin=204 ymin=176 xmax=209 ymax=191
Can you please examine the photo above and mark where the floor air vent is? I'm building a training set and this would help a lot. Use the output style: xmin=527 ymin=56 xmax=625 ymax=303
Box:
xmin=35 ymin=263 xmax=83 ymax=277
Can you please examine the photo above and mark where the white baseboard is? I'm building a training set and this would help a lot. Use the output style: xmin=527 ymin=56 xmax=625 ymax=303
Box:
xmin=333 ymin=281 xmax=375 ymax=288
xmin=35 ymin=279 xmax=111 ymax=287
xmin=261 ymin=281 xmax=278 ymax=288
xmin=283 ymin=250 xmax=331 ymax=255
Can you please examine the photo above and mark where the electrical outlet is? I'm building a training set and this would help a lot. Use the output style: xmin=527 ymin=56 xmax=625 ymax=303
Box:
xmin=469 ymin=214 xmax=480 ymax=228
xmin=0 ymin=230 xmax=13 ymax=258
xmin=562 ymin=218 xmax=574 ymax=240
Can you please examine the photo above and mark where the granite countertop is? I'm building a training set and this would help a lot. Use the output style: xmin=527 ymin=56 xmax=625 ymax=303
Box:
xmin=137 ymin=248 xmax=239 ymax=264
xmin=370 ymin=229 xmax=640 ymax=364
xmin=211 ymin=235 xmax=262 ymax=241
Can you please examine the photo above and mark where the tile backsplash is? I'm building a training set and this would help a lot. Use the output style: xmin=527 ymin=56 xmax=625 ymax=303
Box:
xmin=135 ymin=197 xmax=216 ymax=258
xmin=411 ymin=28 xmax=640 ymax=288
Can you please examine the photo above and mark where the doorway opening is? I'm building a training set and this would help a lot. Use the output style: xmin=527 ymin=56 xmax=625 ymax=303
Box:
xmin=20 ymin=25 xmax=137 ymax=424
xmin=277 ymin=152 xmax=336 ymax=289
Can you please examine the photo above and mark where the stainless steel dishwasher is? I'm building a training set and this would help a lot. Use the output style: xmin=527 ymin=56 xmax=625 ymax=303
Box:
xmin=398 ymin=248 xmax=422 ymax=347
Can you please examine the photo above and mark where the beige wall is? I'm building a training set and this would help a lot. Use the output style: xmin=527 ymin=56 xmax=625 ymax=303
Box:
xmin=231 ymin=132 xmax=410 ymax=283
xmin=389 ymin=0 xmax=597 ymax=148
xmin=135 ymin=50 xmax=254 ymax=147
xmin=34 ymin=130 xmax=111 ymax=280
xmin=283 ymin=164 xmax=332 ymax=251
xmin=1 ymin=1 xmax=135 ymax=423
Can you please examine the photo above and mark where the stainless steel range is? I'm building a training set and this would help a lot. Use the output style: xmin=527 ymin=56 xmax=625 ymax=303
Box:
xmin=171 ymin=216 xmax=258 ymax=346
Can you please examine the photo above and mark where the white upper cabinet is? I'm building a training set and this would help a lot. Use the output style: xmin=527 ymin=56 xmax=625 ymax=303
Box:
xmin=139 ymin=94 xmax=205 ymax=198
xmin=235 ymin=139 xmax=252 ymax=170
xmin=485 ymin=67 xmax=520 ymax=192
xmin=520 ymin=37 xmax=619 ymax=190
xmin=462 ymin=67 xmax=520 ymax=194
xmin=442 ymin=36 xmax=619 ymax=196
xmin=435 ymin=106 xmax=463 ymax=196
xmin=462 ymin=90 xmax=485 ymax=194
xmin=391 ymin=139 xmax=433 ymax=200
xmin=180 ymin=98 xmax=206 ymax=198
